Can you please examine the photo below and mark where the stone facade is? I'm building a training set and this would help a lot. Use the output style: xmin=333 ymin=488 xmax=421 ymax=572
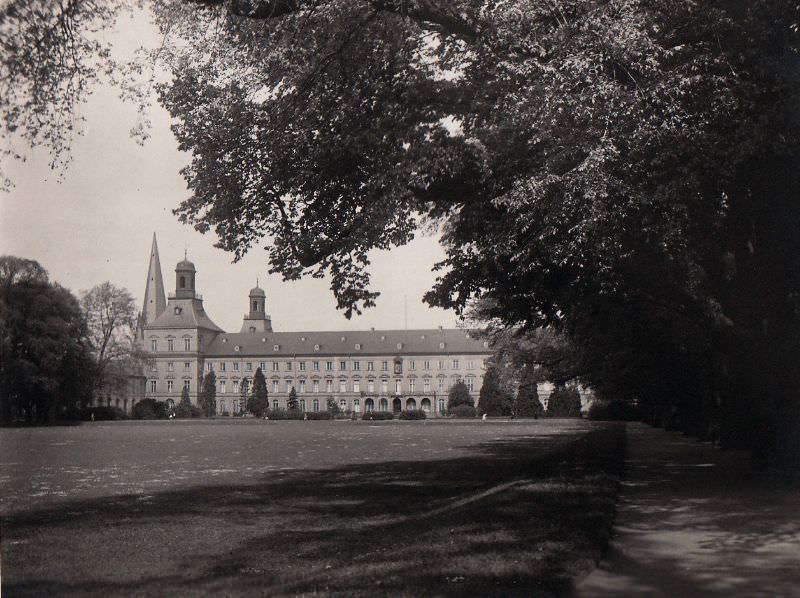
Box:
xmin=138 ymin=235 xmax=491 ymax=416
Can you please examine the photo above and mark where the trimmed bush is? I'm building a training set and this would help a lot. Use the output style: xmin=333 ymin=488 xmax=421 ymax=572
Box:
xmin=450 ymin=404 xmax=477 ymax=418
xmin=132 ymin=399 xmax=168 ymax=420
xmin=361 ymin=411 xmax=394 ymax=421
xmin=398 ymin=409 xmax=427 ymax=420
xmin=264 ymin=409 xmax=304 ymax=420
xmin=547 ymin=386 xmax=582 ymax=418
xmin=305 ymin=411 xmax=334 ymax=420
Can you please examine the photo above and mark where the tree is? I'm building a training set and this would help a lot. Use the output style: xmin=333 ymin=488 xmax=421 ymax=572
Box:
xmin=175 ymin=385 xmax=197 ymax=418
xmin=4 ymin=2 xmax=800 ymax=459
xmin=247 ymin=367 xmax=269 ymax=417
xmin=199 ymin=370 xmax=217 ymax=417
xmin=286 ymin=386 xmax=299 ymax=411
xmin=515 ymin=366 xmax=544 ymax=419
xmin=478 ymin=364 xmax=511 ymax=417
xmin=447 ymin=381 xmax=473 ymax=410
xmin=325 ymin=396 xmax=339 ymax=414
xmin=80 ymin=282 xmax=144 ymax=403
xmin=546 ymin=386 xmax=582 ymax=419
xmin=0 ymin=256 xmax=93 ymax=421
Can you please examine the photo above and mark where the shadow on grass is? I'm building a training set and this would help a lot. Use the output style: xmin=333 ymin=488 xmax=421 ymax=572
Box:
xmin=3 ymin=424 xmax=625 ymax=597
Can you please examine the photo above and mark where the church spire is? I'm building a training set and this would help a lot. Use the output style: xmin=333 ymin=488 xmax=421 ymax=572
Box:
xmin=142 ymin=233 xmax=166 ymax=326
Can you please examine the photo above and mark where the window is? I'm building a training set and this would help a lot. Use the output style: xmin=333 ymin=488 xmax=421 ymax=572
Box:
xmin=233 ymin=362 xmax=239 ymax=372
xmin=312 ymin=380 xmax=319 ymax=393
xmin=151 ymin=339 xmax=158 ymax=352
xmin=313 ymin=344 xmax=320 ymax=352
xmin=353 ymin=380 xmax=360 ymax=393
xmin=207 ymin=362 xmax=213 ymax=372
xmin=394 ymin=361 xmax=402 ymax=374
xmin=381 ymin=380 xmax=388 ymax=393
xmin=300 ymin=399 xmax=306 ymax=411
xmin=466 ymin=377 xmax=475 ymax=391
xmin=339 ymin=380 xmax=347 ymax=393
xmin=273 ymin=344 xmax=280 ymax=351
xmin=453 ymin=359 xmax=460 ymax=369
xmin=220 ymin=362 xmax=226 ymax=372
xmin=168 ymin=339 xmax=174 ymax=352
xmin=340 ymin=361 xmax=347 ymax=371
xmin=233 ymin=380 xmax=240 ymax=394
xmin=339 ymin=399 xmax=346 ymax=410
xmin=424 ymin=379 xmax=431 ymax=392
xmin=167 ymin=362 xmax=174 ymax=372
xmin=409 ymin=379 xmax=416 ymax=392
xmin=272 ymin=380 xmax=279 ymax=394
xmin=313 ymin=399 xmax=320 ymax=412
xmin=381 ymin=361 xmax=388 ymax=371
xmin=395 ymin=380 xmax=402 ymax=393
xmin=273 ymin=400 xmax=278 ymax=410
xmin=246 ymin=362 xmax=253 ymax=371
xmin=150 ymin=380 xmax=157 ymax=392
xmin=299 ymin=380 xmax=306 ymax=393
xmin=299 ymin=361 xmax=306 ymax=371
xmin=438 ymin=378 xmax=445 ymax=392
xmin=313 ymin=361 xmax=320 ymax=371
xmin=368 ymin=380 xmax=375 ymax=393
xmin=482 ymin=359 xmax=488 ymax=369
xmin=184 ymin=362 xmax=191 ymax=370
xmin=438 ymin=360 xmax=446 ymax=369
xmin=439 ymin=398 xmax=445 ymax=413
xmin=184 ymin=380 xmax=190 ymax=390
xmin=150 ymin=362 xmax=157 ymax=371
xmin=184 ymin=338 xmax=191 ymax=351
xmin=286 ymin=361 xmax=292 ymax=371
xmin=410 ymin=361 xmax=416 ymax=370
xmin=353 ymin=361 xmax=361 ymax=371
xmin=167 ymin=380 xmax=174 ymax=393
xmin=286 ymin=381 xmax=293 ymax=393
xmin=260 ymin=362 xmax=267 ymax=371
xmin=326 ymin=380 xmax=333 ymax=393
xmin=272 ymin=362 xmax=279 ymax=372
xmin=325 ymin=361 xmax=333 ymax=371
xmin=367 ymin=361 xmax=374 ymax=371
xmin=354 ymin=398 xmax=361 ymax=413
xmin=253 ymin=300 xmax=258 ymax=311
xmin=220 ymin=381 xmax=226 ymax=394
xmin=423 ymin=360 xmax=431 ymax=370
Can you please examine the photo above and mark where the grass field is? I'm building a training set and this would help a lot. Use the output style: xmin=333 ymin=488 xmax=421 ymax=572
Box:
xmin=1 ymin=419 xmax=625 ymax=597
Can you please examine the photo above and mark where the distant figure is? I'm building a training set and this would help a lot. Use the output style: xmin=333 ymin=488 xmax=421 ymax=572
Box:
xmin=482 ymin=413 xmax=487 ymax=421
xmin=90 ymin=412 xmax=95 ymax=422
xmin=304 ymin=413 xmax=308 ymax=421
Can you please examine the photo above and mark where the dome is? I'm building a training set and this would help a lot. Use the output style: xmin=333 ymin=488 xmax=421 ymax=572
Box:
xmin=249 ymin=286 xmax=266 ymax=297
xmin=176 ymin=259 xmax=196 ymax=271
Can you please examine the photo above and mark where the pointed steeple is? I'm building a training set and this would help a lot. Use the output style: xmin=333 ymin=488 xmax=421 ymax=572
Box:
xmin=142 ymin=233 xmax=166 ymax=326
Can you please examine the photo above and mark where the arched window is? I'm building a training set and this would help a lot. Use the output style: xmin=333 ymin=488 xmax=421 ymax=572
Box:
xmin=180 ymin=275 xmax=186 ymax=289
xmin=313 ymin=399 xmax=320 ymax=412
xmin=354 ymin=398 xmax=361 ymax=413
xmin=253 ymin=300 xmax=258 ymax=311
xmin=379 ymin=398 xmax=388 ymax=411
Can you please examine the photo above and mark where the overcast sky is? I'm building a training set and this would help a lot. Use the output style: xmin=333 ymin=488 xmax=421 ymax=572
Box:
xmin=0 ymin=7 xmax=460 ymax=333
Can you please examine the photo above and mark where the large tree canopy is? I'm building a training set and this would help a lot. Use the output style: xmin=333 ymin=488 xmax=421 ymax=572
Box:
xmin=3 ymin=0 xmax=800 ymax=457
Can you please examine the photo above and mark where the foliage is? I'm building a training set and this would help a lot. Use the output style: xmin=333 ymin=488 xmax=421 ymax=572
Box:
xmin=515 ymin=366 xmax=545 ymax=419
xmin=305 ymin=411 xmax=333 ymax=420
xmin=325 ymin=396 xmax=340 ymax=414
xmin=449 ymin=405 xmax=477 ymax=418
xmin=264 ymin=408 xmax=304 ymax=420
xmin=0 ymin=256 xmax=93 ymax=421
xmin=246 ymin=367 xmax=269 ymax=417
xmin=286 ymin=386 xmax=299 ymax=411
xmin=546 ymin=386 xmax=582 ymax=419
xmin=175 ymin=385 xmax=201 ymax=418
xmin=132 ymin=398 xmax=168 ymax=420
xmin=398 ymin=409 xmax=426 ymax=420
xmin=478 ymin=364 xmax=512 ymax=416
xmin=447 ymin=381 xmax=474 ymax=410
xmin=361 ymin=411 xmax=394 ymax=421
xmin=199 ymin=370 xmax=217 ymax=417
xmin=587 ymin=401 xmax=643 ymax=422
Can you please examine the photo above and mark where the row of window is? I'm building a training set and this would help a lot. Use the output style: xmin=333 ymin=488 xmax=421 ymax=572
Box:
xmin=152 ymin=379 xmax=192 ymax=393
xmin=215 ymin=397 xmax=448 ymax=415
xmin=150 ymin=338 xmax=192 ymax=352
xmin=207 ymin=358 xmax=484 ymax=374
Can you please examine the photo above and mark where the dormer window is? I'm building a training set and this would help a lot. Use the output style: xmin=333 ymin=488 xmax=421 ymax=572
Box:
xmin=174 ymin=307 xmax=182 ymax=315
xmin=273 ymin=344 xmax=280 ymax=351
xmin=234 ymin=345 xmax=240 ymax=352
xmin=439 ymin=342 xmax=446 ymax=349
xmin=355 ymin=343 xmax=361 ymax=350
xmin=314 ymin=344 xmax=320 ymax=351
xmin=396 ymin=342 xmax=402 ymax=350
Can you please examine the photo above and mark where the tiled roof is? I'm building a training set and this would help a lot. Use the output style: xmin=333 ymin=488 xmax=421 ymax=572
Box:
xmin=205 ymin=328 xmax=488 ymax=357
xmin=146 ymin=298 xmax=224 ymax=332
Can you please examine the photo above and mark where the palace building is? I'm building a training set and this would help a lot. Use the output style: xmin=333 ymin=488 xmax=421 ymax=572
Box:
xmin=138 ymin=234 xmax=491 ymax=416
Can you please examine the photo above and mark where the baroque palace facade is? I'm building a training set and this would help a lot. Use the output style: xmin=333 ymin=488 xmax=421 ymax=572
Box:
xmin=138 ymin=235 xmax=491 ymax=416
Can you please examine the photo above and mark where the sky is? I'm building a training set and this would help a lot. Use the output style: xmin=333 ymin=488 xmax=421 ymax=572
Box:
xmin=0 ymin=7 xmax=460 ymax=333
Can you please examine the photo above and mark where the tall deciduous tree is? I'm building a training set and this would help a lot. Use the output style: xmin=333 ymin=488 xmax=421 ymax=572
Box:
xmin=515 ymin=366 xmax=544 ymax=419
xmin=80 ymin=282 xmax=144 ymax=401
xmin=447 ymin=380 xmax=473 ymax=410
xmin=0 ymin=256 xmax=93 ymax=421
xmin=478 ymin=364 xmax=511 ymax=417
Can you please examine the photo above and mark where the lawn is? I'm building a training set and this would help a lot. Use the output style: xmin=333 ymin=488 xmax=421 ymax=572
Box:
xmin=1 ymin=419 xmax=625 ymax=597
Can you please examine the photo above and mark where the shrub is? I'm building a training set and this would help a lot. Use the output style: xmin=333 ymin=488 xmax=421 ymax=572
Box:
xmin=447 ymin=380 xmax=474 ymax=409
xmin=132 ymin=398 xmax=168 ymax=420
xmin=361 ymin=411 xmax=394 ymax=421
xmin=450 ymin=404 xmax=477 ymax=418
xmin=264 ymin=409 xmax=304 ymax=420
xmin=588 ymin=400 xmax=641 ymax=421
xmin=547 ymin=386 xmax=583 ymax=418
xmin=305 ymin=411 xmax=334 ymax=420
xmin=398 ymin=409 xmax=427 ymax=420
